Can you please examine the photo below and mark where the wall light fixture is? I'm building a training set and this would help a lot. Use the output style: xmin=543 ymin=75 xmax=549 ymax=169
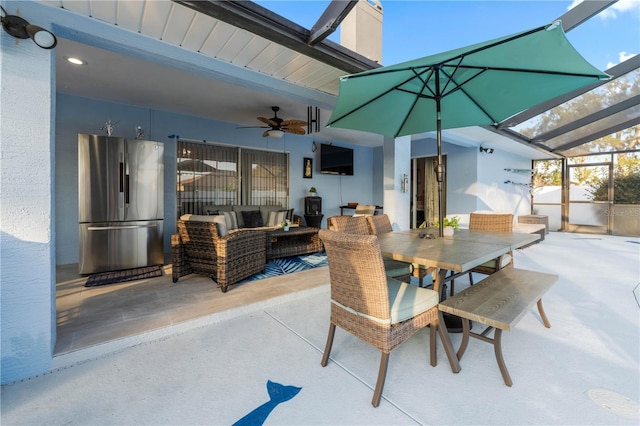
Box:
xmin=1 ymin=6 xmax=57 ymax=50
xmin=401 ymin=173 xmax=409 ymax=193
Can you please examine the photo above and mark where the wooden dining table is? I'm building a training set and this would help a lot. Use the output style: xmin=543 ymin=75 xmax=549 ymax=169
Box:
xmin=376 ymin=228 xmax=540 ymax=373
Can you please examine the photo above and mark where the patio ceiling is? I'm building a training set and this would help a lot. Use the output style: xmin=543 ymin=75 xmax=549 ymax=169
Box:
xmin=47 ymin=0 xmax=638 ymax=156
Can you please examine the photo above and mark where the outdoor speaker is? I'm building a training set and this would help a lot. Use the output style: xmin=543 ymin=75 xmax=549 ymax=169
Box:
xmin=305 ymin=196 xmax=322 ymax=215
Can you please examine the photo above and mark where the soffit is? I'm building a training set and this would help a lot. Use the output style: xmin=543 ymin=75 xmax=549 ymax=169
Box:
xmin=48 ymin=0 xmax=372 ymax=97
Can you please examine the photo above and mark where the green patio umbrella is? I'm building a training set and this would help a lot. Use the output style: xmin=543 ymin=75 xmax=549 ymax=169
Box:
xmin=327 ymin=21 xmax=609 ymax=236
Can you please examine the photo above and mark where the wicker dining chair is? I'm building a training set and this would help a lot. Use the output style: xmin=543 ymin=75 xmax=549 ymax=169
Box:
xmin=366 ymin=215 xmax=435 ymax=287
xmin=328 ymin=215 xmax=412 ymax=282
xmin=318 ymin=229 xmax=440 ymax=407
xmin=326 ymin=215 xmax=370 ymax=234
xmin=353 ymin=204 xmax=376 ymax=216
xmin=463 ymin=212 xmax=514 ymax=288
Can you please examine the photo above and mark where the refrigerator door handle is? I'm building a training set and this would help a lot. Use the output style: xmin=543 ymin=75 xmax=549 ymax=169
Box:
xmin=125 ymin=173 xmax=130 ymax=204
xmin=119 ymin=161 xmax=124 ymax=193
xmin=87 ymin=224 xmax=158 ymax=231
xmin=124 ymin=151 xmax=130 ymax=205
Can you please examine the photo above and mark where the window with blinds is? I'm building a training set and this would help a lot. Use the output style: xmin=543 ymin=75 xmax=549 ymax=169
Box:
xmin=177 ymin=141 xmax=289 ymax=215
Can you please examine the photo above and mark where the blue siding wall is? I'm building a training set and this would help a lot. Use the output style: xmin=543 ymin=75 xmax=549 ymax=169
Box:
xmin=55 ymin=94 xmax=376 ymax=265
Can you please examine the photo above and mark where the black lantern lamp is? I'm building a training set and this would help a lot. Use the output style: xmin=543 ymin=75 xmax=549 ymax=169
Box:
xmin=1 ymin=6 xmax=57 ymax=49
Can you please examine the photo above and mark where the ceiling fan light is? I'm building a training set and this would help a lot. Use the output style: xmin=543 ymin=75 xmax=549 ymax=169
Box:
xmin=268 ymin=130 xmax=284 ymax=138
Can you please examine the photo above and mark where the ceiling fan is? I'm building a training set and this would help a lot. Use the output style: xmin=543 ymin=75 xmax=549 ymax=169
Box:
xmin=242 ymin=106 xmax=307 ymax=138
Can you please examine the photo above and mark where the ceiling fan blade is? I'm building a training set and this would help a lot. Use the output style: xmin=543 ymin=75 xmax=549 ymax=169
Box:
xmin=262 ymin=130 xmax=272 ymax=137
xmin=281 ymin=119 xmax=308 ymax=127
xmin=257 ymin=117 xmax=278 ymax=127
xmin=236 ymin=125 xmax=269 ymax=129
xmin=283 ymin=126 xmax=306 ymax=135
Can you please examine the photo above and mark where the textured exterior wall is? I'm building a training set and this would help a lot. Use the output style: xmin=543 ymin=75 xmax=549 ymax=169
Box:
xmin=0 ymin=23 xmax=56 ymax=383
xmin=340 ymin=0 xmax=383 ymax=64
xmin=383 ymin=135 xmax=411 ymax=230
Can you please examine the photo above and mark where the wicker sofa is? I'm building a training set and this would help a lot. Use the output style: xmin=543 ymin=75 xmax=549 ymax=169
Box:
xmin=172 ymin=218 xmax=266 ymax=293
xmin=172 ymin=207 xmax=319 ymax=292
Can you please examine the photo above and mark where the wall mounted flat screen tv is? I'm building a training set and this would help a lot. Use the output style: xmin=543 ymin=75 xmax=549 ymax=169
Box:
xmin=320 ymin=143 xmax=354 ymax=176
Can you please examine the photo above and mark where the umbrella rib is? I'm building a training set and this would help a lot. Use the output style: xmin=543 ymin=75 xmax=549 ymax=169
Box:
xmin=440 ymin=67 xmax=499 ymax=125
xmin=394 ymin=68 xmax=436 ymax=137
xmin=328 ymin=68 xmax=433 ymax=126
xmin=443 ymin=64 xmax=607 ymax=78
xmin=326 ymin=88 xmax=395 ymax=125
xmin=440 ymin=57 xmax=465 ymax=96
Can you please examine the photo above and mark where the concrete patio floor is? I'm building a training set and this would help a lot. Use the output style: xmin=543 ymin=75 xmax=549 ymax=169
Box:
xmin=1 ymin=232 xmax=639 ymax=425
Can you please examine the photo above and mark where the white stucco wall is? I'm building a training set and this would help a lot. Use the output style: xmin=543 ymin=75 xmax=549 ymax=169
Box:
xmin=383 ymin=135 xmax=411 ymax=230
xmin=411 ymin=134 xmax=532 ymax=228
xmin=0 ymin=12 xmax=56 ymax=383
xmin=475 ymin=149 xmax=532 ymax=217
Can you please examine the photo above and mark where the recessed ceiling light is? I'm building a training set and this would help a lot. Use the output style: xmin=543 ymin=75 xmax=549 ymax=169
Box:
xmin=64 ymin=56 xmax=87 ymax=65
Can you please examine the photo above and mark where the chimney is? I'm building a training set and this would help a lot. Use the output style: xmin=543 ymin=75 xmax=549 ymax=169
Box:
xmin=340 ymin=0 xmax=383 ymax=64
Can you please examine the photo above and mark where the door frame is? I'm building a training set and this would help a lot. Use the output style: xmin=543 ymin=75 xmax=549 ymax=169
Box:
xmin=411 ymin=155 xmax=447 ymax=229
xmin=564 ymin=161 xmax=613 ymax=234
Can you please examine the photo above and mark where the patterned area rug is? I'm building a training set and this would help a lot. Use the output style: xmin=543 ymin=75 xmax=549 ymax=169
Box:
xmin=242 ymin=253 xmax=327 ymax=282
xmin=85 ymin=265 xmax=164 ymax=287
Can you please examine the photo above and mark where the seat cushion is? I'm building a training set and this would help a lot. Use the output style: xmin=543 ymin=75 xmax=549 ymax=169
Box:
xmin=211 ymin=215 xmax=228 ymax=237
xmin=477 ymin=253 xmax=513 ymax=270
xmin=383 ymin=258 xmax=412 ymax=278
xmin=387 ymin=279 xmax=439 ymax=324
xmin=180 ymin=214 xmax=218 ymax=222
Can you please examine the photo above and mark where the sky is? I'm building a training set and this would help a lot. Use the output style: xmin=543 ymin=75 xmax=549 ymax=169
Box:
xmin=253 ymin=0 xmax=640 ymax=72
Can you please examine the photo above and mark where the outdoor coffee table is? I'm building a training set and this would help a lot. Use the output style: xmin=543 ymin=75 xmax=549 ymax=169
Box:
xmin=266 ymin=227 xmax=322 ymax=260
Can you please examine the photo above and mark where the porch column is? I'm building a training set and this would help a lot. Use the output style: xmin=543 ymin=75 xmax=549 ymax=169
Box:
xmin=0 ymin=20 xmax=56 ymax=383
xmin=382 ymin=135 xmax=411 ymax=230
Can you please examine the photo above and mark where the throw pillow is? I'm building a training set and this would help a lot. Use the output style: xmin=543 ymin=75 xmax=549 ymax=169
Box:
xmin=267 ymin=210 xmax=287 ymax=227
xmin=206 ymin=209 xmax=219 ymax=215
xmin=285 ymin=208 xmax=294 ymax=222
xmin=242 ymin=210 xmax=263 ymax=228
xmin=212 ymin=215 xmax=228 ymax=237
xmin=222 ymin=211 xmax=238 ymax=231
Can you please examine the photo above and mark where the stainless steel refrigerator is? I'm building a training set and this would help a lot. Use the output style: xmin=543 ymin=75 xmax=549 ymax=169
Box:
xmin=78 ymin=134 xmax=164 ymax=274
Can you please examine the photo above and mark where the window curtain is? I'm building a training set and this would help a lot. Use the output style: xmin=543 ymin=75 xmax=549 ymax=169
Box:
xmin=177 ymin=141 xmax=289 ymax=214
xmin=424 ymin=156 xmax=447 ymax=226
xmin=241 ymin=148 xmax=290 ymax=207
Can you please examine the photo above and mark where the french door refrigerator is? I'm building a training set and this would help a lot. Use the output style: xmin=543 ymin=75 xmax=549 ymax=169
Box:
xmin=78 ymin=134 xmax=164 ymax=274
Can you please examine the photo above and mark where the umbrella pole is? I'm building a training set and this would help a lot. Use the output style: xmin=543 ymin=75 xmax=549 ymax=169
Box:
xmin=435 ymin=71 xmax=445 ymax=238
xmin=436 ymin=124 xmax=445 ymax=238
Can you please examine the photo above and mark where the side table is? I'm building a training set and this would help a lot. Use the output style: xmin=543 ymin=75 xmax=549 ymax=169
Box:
xmin=304 ymin=214 xmax=324 ymax=228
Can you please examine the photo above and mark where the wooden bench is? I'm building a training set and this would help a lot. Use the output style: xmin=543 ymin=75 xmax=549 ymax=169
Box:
xmin=439 ymin=267 xmax=558 ymax=386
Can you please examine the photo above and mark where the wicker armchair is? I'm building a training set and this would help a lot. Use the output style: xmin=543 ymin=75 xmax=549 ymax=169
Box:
xmin=465 ymin=212 xmax=514 ymax=287
xmin=172 ymin=220 xmax=266 ymax=292
xmin=365 ymin=215 xmax=421 ymax=284
xmin=328 ymin=215 xmax=412 ymax=282
xmin=318 ymin=230 xmax=440 ymax=407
